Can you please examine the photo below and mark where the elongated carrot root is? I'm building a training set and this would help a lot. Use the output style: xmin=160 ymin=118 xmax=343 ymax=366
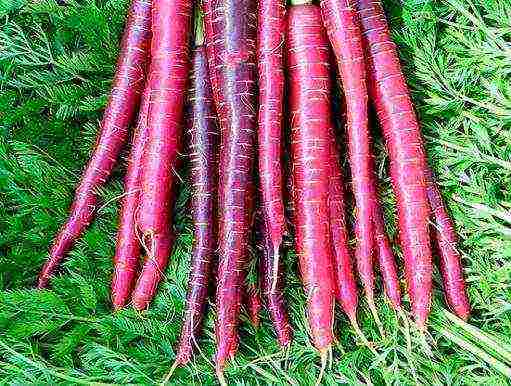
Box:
xmin=257 ymin=0 xmax=287 ymax=293
xmin=111 ymin=85 xmax=151 ymax=310
xmin=203 ymin=0 xmax=258 ymax=374
xmin=287 ymin=3 xmax=335 ymax=353
xmin=356 ymin=0 xmax=433 ymax=328
xmin=326 ymin=130 xmax=358 ymax=318
xmin=173 ymin=44 xmax=219 ymax=368
xmin=373 ymin=202 xmax=402 ymax=311
xmin=38 ymin=0 xmax=151 ymax=289
xmin=245 ymin=283 xmax=262 ymax=328
xmin=132 ymin=0 xmax=193 ymax=310
xmin=425 ymin=168 xmax=470 ymax=320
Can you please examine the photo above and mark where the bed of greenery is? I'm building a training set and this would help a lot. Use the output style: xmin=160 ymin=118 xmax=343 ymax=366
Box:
xmin=1 ymin=0 xmax=510 ymax=384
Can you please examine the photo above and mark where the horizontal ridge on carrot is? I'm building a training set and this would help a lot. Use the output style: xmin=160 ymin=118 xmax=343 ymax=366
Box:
xmin=132 ymin=0 xmax=193 ymax=310
xmin=38 ymin=0 xmax=152 ymax=289
xmin=287 ymin=2 xmax=335 ymax=360
xmin=111 ymin=85 xmax=151 ymax=310
xmin=356 ymin=0 xmax=433 ymax=328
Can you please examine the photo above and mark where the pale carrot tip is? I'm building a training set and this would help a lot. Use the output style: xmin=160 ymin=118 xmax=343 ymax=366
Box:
xmin=415 ymin=319 xmax=427 ymax=332
xmin=348 ymin=313 xmax=377 ymax=355
xmin=216 ymin=364 xmax=228 ymax=386
xmin=315 ymin=347 xmax=329 ymax=386
xmin=162 ymin=359 xmax=180 ymax=384
xmin=367 ymin=298 xmax=385 ymax=338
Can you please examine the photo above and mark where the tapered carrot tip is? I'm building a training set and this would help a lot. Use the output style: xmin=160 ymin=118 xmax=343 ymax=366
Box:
xmin=348 ymin=313 xmax=378 ymax=356
xmin=315 ymin=347 xmax=329 ymax=386
xmin=216 ymin=363 xmax=228 ymax=386
xmin=453 ymin=306 xmax=470 ymax=322
xmin=367 ymin=297 xmax=385 ymax=338
xmin=414 ymin=309 xmax=429 ymax=332
xmin=162 ymin=359 xmax=180 ymax=384
xmin=37 ymin=279 xmax=47 ymax=289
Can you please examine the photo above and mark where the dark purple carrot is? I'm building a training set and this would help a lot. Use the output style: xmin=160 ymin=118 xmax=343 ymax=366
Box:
xmin=356 ymin=0 xmax=433 ymax=328
xmin=132 ymin=0 xmax=193 ymax=310
xmin=257 ymin=0 xmax=287 ymax=292
xmin=111 ymin=85 xmax=150 ymax=310
xmin=425 ymin=168 xmax=470 ymax=320
xmin=38 ymin=0 xmax=151 ymax=288
xmin=258 ymin=218 xmax=292 ymax=347
xmin=287 ymin=4 xmax=335 ymax=370
xmin=170 ymin=41 xmax=219 ymax=371
xmin=203 ymin=0 xmax=258 ymax=379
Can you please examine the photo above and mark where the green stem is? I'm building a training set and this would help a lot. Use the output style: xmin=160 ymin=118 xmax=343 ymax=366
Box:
xmin=441 ymin=329 xmax=511 ymax=378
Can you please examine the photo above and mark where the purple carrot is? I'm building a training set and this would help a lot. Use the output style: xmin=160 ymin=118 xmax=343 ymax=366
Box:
xmin=425 ymin=168 xmax=470 ymax=320
xmin=172 ymin=42 xmax=219 ymax=370
xmin=38 ymin=0 xmax=151 ymax=288
xmin=257 ymin=0 xmax=287 ymax=292
xmin=132 ymin=0 xmax=193 ymax=310
xmin=203 ymin=0 xmax=258 ymax=379
xmin=111 ymin=85 xmax=150 ymax=310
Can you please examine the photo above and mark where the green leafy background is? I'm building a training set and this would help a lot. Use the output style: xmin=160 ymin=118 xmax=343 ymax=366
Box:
xmin=1 ymin=0 xmax=511 ymax=384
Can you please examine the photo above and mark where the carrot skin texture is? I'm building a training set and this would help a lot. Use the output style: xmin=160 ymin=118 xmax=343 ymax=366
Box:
xmin=356 ymin=0 xmax=432 ymax=327
xmin=258 ymin=219 xmax=292 ymax=347
xmin=246 ymin=283 xmax=262 ymax=328
xmin=373 ymin=205 xmax=402 ymax=310
xmin=425 ymin=169 xmax=470 ymax=320
xmin=203 ymin=0 xmax=258 ymax=370
xmin=327 ymin=131 xmax=358 ymax=319
xmin=38 ymin=0 xmax=151 ymax=289
xmin=174 ymin=45 xmax=219 ymax=366
xmin=287 ymin=4 xmax=335 ymax=352
xmin=111 ymin=86 xmax=151 ymax=310
xmin=321 ymin=0 xmax=376 ymax=312
xmin=257 ymin=0 xmax=287 ymax=265
xmin=132 ymin=0 xmax=193 ymax=310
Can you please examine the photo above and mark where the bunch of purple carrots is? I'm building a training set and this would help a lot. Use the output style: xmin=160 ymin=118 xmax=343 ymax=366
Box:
xmin=37 ymin=0 xmax=470 ymax=383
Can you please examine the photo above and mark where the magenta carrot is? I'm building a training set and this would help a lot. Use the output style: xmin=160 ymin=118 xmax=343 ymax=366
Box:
xmin=321 ymin=0 xmax=387 ymax=326
xmin=246 ymin=283 xmax=262 ymax=328
xmin=259 ymin=218 xmax=292 ymax=347
xmin=203 ymin=0 xmax=258 ymax=378
xmin=287 ymin=3 xmax=335 ymax=361
xmin=327 ymin=129 xmax=359 ymax=325
xmin=356 ymin=0 xmax=433 ymax=328
xmin=38 ymin=0 xmax=151 ymax=289
xmin=372 ymin=204 xmax=402 ymax=310
xmin=111 ymin=86 xmax=151 ymax=310
xmin=257 ymin=0 xmax=286 ymax=292
xmin=425 ymin=168 xmax=470 ymax=320
xmin=173 ymin=44 xmax=219 ymax=367
xmin=131 ymin=0 xmax=193 ymax=310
